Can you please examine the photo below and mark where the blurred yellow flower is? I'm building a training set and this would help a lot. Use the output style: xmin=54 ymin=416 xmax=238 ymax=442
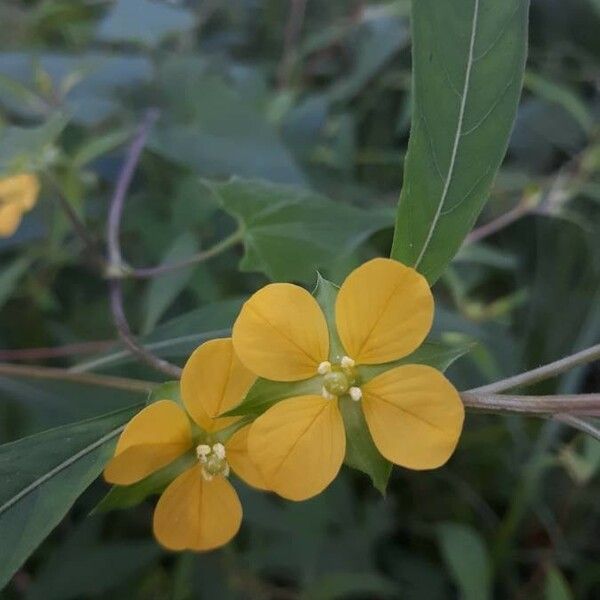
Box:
xmin=232 ymin=258 xmax=464 ymax=501
xmin=104 ymin=338 xmax=266 ymax=551
xmin=0 ymin=173 xmax=40 ymax=238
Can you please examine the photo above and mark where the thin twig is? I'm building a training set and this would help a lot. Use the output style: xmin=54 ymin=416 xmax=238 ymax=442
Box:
xmin=467 ymin=343 xmax=600 ymax=394
xmin=106 ymin=109 xmax=159 ymax=271
xmin=109 ymin=279 xmax=183 ymax=378
xmin=104 ymin=109 xmax=183 ymax=378
xmin=0 ymin=340 xmax=115 ymax=361
xmin=553 ymin=414 xmax=600 ymax=441
xmin=277 ymin=0 xmax=308 ymax=88
xmin=0 ymin=361 xmax=155 ymax=393
xmin=130 ymin=227 xmax=244 ymax=278
xmin=460 ymin=393 xmax=600 ymax=416
xmin=43 ymin=172 xmax=106 ymax=270
xmin=465 ymin=195 xmax=539 ymax=245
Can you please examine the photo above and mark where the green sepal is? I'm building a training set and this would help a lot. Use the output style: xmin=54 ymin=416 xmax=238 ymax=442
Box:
xmin=224 ymin=376 xmax=321 ymax=418
xmin=339 ymin=396 xmax=392 ymax=495
xmin=358 ymin=339 xmax=475 ymax=383
xmin=146 ymin=380 xmax=182 ymax=407
xmin=313 ymin=273 xmax=345 ymax=359
xmin=92 ymin=452 xmax=197 ymax=514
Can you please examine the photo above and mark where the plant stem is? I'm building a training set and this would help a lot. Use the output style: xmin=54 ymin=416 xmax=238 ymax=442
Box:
xmin=109 ymin=279 xmax=183 ymax=378
xmin=0 ymin=340 xmax=115 ymax=361
xmin=0 ymin=362 xmax=154 ymax=393
xmin=130 ymin=227 xmax=245 ymax=278
xmin=43 ymin=171 xmax=105 ymax=270
xmin=460 ymin=392 xmax=600 ymax=415
xmin=106 ymin=109 xmax=159 ymax=270
xmin=467 ymin=343 xmax=600 ymax=394
xmin=553 ymin=414 xmax=600 ymax=441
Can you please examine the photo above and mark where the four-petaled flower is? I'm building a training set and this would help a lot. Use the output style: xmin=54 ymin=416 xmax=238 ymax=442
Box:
xmin=0 ymin=173 xmax=40 ymax=238
xmin=232 ymin=258 xmax=464 ymax=500
xmin=104 ymin=339 xmax=266 ymax=551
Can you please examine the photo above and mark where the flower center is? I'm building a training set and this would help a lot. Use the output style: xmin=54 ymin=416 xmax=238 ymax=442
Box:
xmin=318 ymin=356 xmax=362 ymax=401
xmin=196 ymin=442 xmax=230 ymax=481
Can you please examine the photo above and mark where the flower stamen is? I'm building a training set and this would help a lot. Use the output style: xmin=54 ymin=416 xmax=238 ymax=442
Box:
xmin=196 ymin=442 xmax=230 ymax=480
xmin=318 ymin=361 xmax=332 ymax=374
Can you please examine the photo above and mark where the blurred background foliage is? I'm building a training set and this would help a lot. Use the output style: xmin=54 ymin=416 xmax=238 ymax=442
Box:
xmin=0 ymin=0 xmax=599 ymax=598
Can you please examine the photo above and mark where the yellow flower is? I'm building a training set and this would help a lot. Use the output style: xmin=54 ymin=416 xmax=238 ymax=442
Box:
xmin=0 ymin=173 xmax=40 ymax=238
xmin=104 ymin=338 xmax=267 ymax=551
xmin=232 ymin=258 xmax=464 ymax=501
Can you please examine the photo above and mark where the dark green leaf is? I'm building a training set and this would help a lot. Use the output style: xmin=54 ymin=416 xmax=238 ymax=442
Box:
xmin=141 ymin=231 xmax=199 ymax=334
xmin=0 ymin=405 xmax=142 ymax=588
xmin=437 ymin=522 xmax=492 ymax=600
xmin=96 ymin=0 xmax=195 ymax=46
xmin=203 ymin=178 xmax=392 ymax=283
xmin=391 ymin=0 xmax=529 ymax=283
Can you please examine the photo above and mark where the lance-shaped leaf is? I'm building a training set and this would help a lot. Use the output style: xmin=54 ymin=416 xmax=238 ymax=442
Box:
xmin=0 ymin=404 xmax=141 ymax=588
xmin=391 ymin=0 xmax=529 ymax=283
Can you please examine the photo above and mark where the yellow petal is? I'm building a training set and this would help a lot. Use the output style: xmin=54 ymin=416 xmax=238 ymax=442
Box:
xmin=104 ymin=400 xmax=192 ymax=485
xmin=0 ymin=173 xmax=40 ymax=210
xmin=181 ymin=338 xmax=256 ymax=432
xmin=0 ymin=203 xmax=24 ymax=238
xmin=153 ymin=464 xmax=242 ymax=551
xmin=335 ymin=258 xmax=434 ymax=364
xmin=225 ymin=425 xmax=269 ymax=491
xmin=362 ymin=364 xmax=464 ymax=470
xmin=233 ymin=283 xmax=329 ymax=381
xmin=247 ymin=395 xmax=345 ymax=500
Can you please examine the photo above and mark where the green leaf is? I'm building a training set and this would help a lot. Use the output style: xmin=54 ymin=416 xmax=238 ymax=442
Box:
xmin=142 ymin=231 xmax=199 ymax=334
xmin=437 ymin=522 xmax=492 ymax=600
xmin=391 ymin=0 xmax=529 ymax=283
xmin=0 ymin=256 xmax=32 ymax=310
xmin=73 ymin=298 xmax=242 ymax=372
xmin=339 ymin=397 xmax=392 ymax=495
xmin=203 ymin=178 xmax=392 ymax=283
xmin=303 ymin=572 xmax=397 ymax=600
xmin=544 ymin=567 xmax=574 ymax=600
xmin=96 ymin=0 xmax=196 ymax=46
xmin=93 ymin=453 xmax=196 ymax=514
xmin=0 ymin=404 xmax=142 ymax=588
xmin=0 ymin=112 xmax=67 ymax=174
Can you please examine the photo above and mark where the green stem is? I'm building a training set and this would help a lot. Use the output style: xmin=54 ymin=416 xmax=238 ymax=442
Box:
xmin=0 ymin=362 xmax=155 ymax=394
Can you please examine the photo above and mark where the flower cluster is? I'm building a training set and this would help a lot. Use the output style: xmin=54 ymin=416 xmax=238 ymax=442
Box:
xmin=0 ymin=173 xmax=40 ymax=238
xmin=105 ymin=258 xmax=464 ymax=550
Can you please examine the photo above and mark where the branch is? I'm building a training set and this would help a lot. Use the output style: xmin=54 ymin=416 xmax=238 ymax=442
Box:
xmin=553 ymin=414 xmax=600 ymax=441
xmin=106 ymin=109 xmax=159 ymax=272
xmin=467 ymin=343 xmax=600 ymax=394
xmin=130 ymin=227 xmax=244 ymax=279
xmin=460 ymin=392 xmax=600 ymax=416
xmin=0 ymin=362 xmax=154 ymax=394
xmin=109 ymin=279 xmax=183 ymax=378
xmin=0 ymin=340 xmax=115 ymax=361
xmin=104 ymin=109 xmax=183 ymax=379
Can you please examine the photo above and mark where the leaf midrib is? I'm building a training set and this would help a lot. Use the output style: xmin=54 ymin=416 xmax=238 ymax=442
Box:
xmin=0 ymin=425 xmax=124 ymax=516
xmin=413 ymin=0 xmax=480 ymax=268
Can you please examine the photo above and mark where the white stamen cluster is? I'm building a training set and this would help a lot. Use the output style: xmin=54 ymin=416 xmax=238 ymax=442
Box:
xmin=196 ymin=442 xmax=230 ymax=480
xmin=317 ymin=356 xmax=362 ymax=402
xmin=318 ymin=361 xmax=332 ymax=374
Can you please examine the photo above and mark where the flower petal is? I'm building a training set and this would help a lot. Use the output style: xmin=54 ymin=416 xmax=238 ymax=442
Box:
xmin=104 ymin=400 xmax=192 ymax=485
xmin=233 ymin=283 xmax=329 ymax=381
xmin=0 ymin=203 xmax=24 ymax=238
xmin=153 ymin=465 xmax=242 ymax=551
xmin=335 ymin=258 xmax=434 ymax=364
xmin=247 ymin=395 xmax=345 ymax=500
xmin=226 ymin=425 xmax=269 ymax=491
xmin=0 ymin=173 xmax=40 ymax=210
xmin=181 ymin=338 xmax=256 ymax=432
xmin=362 ymin=364 xmax=464 ymax=470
